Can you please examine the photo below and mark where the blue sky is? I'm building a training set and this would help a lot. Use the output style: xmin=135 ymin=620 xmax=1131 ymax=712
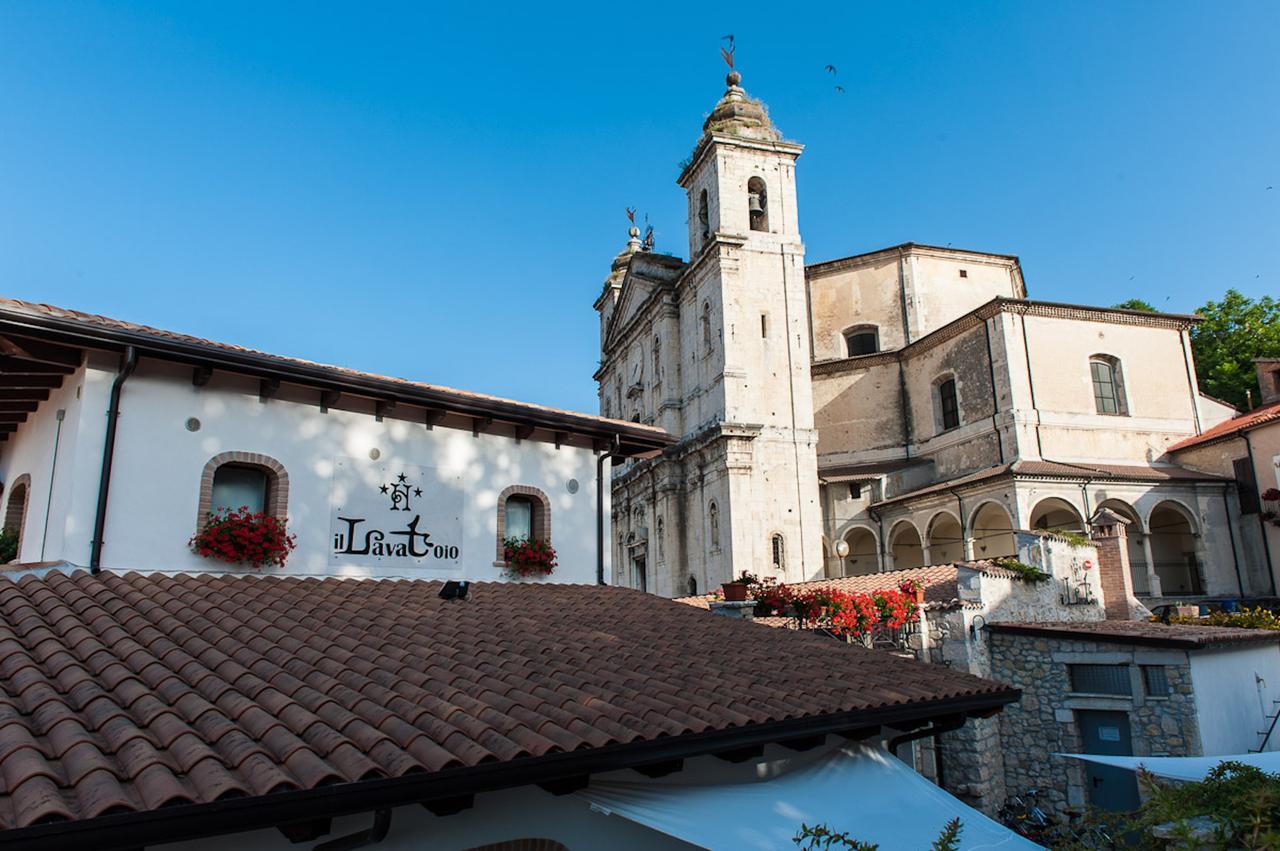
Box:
xmin=1 ymin=1 xmax=1276 ymax=413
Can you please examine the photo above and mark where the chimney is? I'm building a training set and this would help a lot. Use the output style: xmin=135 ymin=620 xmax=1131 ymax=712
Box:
xmin=1255 ymin=359 xmax=1280 ymax=406
xmin=1090 ymin=508 xmax=1140 ymax=620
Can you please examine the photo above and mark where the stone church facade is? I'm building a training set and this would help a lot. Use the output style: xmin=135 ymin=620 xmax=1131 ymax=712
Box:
xmin=596 ymin=68 xmax=1265 ymax=602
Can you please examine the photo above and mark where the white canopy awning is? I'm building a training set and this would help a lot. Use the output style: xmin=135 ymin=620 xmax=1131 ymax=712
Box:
xmin=580 ymin=743 xmax=1040 ymax=850
xmin=1057 ymin=751 xmax=1280 ymax=783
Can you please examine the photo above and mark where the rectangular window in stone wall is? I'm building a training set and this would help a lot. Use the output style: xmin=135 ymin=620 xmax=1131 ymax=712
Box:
xmin=1068 ymin=664 xmax=1132 ymax=696
xmin=1142 ymin=665 xmax=1170 ymax=698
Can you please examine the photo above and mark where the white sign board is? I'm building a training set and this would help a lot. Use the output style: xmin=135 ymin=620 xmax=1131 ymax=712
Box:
xmin=329 ymin=458 xmax=464 ymax=569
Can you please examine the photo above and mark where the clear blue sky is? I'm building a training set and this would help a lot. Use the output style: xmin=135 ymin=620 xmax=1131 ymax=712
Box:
xmin=2 ymin=2 xmax=1276 ymax=413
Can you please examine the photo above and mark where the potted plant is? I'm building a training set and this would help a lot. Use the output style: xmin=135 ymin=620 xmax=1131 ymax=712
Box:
xmin=898 ymin=578 xmax=926 ymax=605
xmin=721 ymin=571 xmax=758 ymax=602
xmin=189 ymin=506 xmax=296 ymax=569
xmin=502 ymin=537 xmax=557 ymax=579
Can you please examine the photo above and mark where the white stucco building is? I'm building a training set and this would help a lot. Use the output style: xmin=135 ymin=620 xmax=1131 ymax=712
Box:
xmin=0 ymin=297 xmax=671 ymax=580
xmin=597 ymin=66 xmax=1258 ymax=604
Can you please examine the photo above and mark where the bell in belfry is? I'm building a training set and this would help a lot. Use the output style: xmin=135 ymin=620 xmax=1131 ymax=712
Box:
xmin=748 ymin=191 xmax=764 ymax=213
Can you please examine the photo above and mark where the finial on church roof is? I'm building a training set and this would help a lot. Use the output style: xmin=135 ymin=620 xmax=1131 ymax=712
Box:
xmin=624 ymin=208 xmax=642 ymax=252
xmin=720 ymin=35 xmax=741 ymax=89
xmin=701 ymin=39 xmax=780 ymax=143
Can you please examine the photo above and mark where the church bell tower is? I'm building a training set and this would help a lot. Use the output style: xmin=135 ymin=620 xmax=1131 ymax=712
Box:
xmin=675 ymin=61 xmax=823 ymax=585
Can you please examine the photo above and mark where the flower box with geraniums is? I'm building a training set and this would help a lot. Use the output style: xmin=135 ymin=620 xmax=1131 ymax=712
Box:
xmin=189 ymin=506 xmax=296 ymax=569
xmin=1263 ymin=488 xmax=1280 ymax=526
xmin=502 ymin=537 xmax=557 ymax=579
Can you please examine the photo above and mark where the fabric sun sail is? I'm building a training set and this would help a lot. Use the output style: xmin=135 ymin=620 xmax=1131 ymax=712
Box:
xmin=579 ymin=743 xmax=1040 ymax=850
xmin=1057 ymin=751 xmax=1280 ymax=783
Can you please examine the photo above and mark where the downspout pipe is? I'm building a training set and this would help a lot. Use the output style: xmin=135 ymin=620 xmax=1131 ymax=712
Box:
xmin=596 ymin=444 xmax=618 ymax=586
xmin=1221 ymin=486 xmax=1246 ymax=598
xmin=1242 ymin=432 xmax=1277 ymax=596
xmin=868 ymin=502 xmax=887 ymax=572
xmin=1018 ymin=310 xmax=1045 ymax=459
xmin=982 ymin=317 xmax=1005 ymax=464
xmin=90 ymin=346 xmax=138 ymax=574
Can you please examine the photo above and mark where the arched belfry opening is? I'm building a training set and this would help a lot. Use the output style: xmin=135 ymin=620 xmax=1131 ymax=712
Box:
xmin=698 ymin=189 xmax=710 ymax=243
xmin=747 ymin=176 xmax=769 ymax=232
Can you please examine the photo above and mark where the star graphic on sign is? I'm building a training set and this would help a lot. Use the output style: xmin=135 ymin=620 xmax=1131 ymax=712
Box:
xmin=397 ymin=473 xmax=408 ymax=483
xmin=380 ymin=484 xmax=389 ymax=494
xmin=414 ymin=487 xmax=423 ymax=497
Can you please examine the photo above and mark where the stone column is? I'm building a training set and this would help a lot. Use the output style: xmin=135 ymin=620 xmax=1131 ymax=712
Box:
xmin=1091 ymin=508 xmax=1140 ymax=620
xmin=1140 ymin=534 xmax=1163 ymax=597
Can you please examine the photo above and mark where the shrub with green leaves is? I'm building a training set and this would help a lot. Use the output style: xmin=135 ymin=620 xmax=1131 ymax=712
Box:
xmin=0 ymin=528 xmax=18 ymax=564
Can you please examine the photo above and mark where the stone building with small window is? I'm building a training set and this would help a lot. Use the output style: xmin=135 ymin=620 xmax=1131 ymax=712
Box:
xmin=988 ymin=620 xmax=1280 ymax=816
xmin=596 ymin=65 xmax=1261 ymax=603
xmin=0 ymin=298 xmax=670 ymax=579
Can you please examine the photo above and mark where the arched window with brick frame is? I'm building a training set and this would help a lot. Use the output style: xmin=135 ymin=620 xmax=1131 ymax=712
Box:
xmin=495 ymin=485 xmax=551 ymax=562
xmin=197 ymin=452 xmax=289 ymax=531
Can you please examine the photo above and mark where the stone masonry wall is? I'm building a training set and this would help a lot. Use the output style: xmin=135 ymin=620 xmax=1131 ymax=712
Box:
xmin=989 ymin=632 xmax=1201 ymax=817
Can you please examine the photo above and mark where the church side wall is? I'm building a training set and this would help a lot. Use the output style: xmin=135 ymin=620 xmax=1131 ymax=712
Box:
xmin=807 ymin=256 xmax=905 ymax=360
xmin=812 ymin=362 xmax=904 ymax=463
xmin=1014 ymin=314 xmax=1202 ymax=463
xmin=906 ymin=253 xmax=1021 ymax=342
xmin=903 ymin=321 xmax=1003 ymax=479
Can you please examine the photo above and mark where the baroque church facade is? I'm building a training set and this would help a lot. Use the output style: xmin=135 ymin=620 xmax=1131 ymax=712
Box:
xmin=596 ymin=68 xmax=1271 ymax=602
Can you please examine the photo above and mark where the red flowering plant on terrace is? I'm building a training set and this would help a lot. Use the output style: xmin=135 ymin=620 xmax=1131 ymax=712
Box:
xmin=189 ymin=506 xmax=296 ymax=569
xmin=502 ymin=537 xmax=557 ymax=578
xmin=757 ymin=582 xmax=921 ymax=642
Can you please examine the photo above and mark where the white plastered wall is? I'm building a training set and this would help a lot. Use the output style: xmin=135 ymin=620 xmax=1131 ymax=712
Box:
xmin=4 ymin=355 xmax=606 ymax=583
xmin=1189 ymin=643 xmax=1280 ymax=754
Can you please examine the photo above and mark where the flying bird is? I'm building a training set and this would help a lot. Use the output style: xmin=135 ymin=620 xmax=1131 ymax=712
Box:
xmin=825 ymin=64 xmax=837 ymax=74
xmin=834 ymin=85 xmax=845 ymax=93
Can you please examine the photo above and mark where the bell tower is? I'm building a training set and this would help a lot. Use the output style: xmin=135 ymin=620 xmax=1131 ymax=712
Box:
xmin=673 ymin=62 xmax=822 ymax=585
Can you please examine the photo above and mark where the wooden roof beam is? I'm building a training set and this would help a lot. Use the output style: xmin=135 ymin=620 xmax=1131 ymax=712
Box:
xmin=0 ymin=355 xmax=74 ymax=375
xmin=0 ymin=388 xmax=49 ymax=401
xmin=0 ymin=335 xmax=82 ymax=368
xmin=0 ymin=375 xmax=62 ymax=389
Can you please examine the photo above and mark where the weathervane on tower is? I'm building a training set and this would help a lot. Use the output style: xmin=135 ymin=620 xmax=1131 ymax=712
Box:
xmin=720 ymin=34 xmax=740 ymax=87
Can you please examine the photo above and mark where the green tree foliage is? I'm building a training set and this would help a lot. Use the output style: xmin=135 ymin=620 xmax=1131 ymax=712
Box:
xmin=1191 ymin=290 xmax=1280 ymax=409
xmin=1129 ymin=761 xmax=1280 ymax=849
xmin=0 ymin=528 xmax=16 ymax=564
xmin=1113 ymin=298 xmax=1158 ymax=312
xmin=794 ymin=819 xmax=963 ymax=851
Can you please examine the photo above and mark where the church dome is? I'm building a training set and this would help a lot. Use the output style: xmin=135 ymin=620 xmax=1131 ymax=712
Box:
xmin=701 ymin=70 xmax=780 ymax=142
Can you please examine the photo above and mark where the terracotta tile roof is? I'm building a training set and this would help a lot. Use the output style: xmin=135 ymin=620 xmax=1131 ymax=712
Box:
xmin=1011 ymin=460 xmax=1226 ymax=481
xmin=0 ymin=297 xmax=671 ymax=453
xmin=989 ymin=620 xmax=1280 ymax=649
xmin=0 ymin=571 xmax=1016 ymax=844
xmin=1168 ymin=399 xmax=1280 ymax=452
xmin=872 ymin=460 xmax=1224 ymax=507
xmin=676 ymin=563 xmax=1033 ymax=617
